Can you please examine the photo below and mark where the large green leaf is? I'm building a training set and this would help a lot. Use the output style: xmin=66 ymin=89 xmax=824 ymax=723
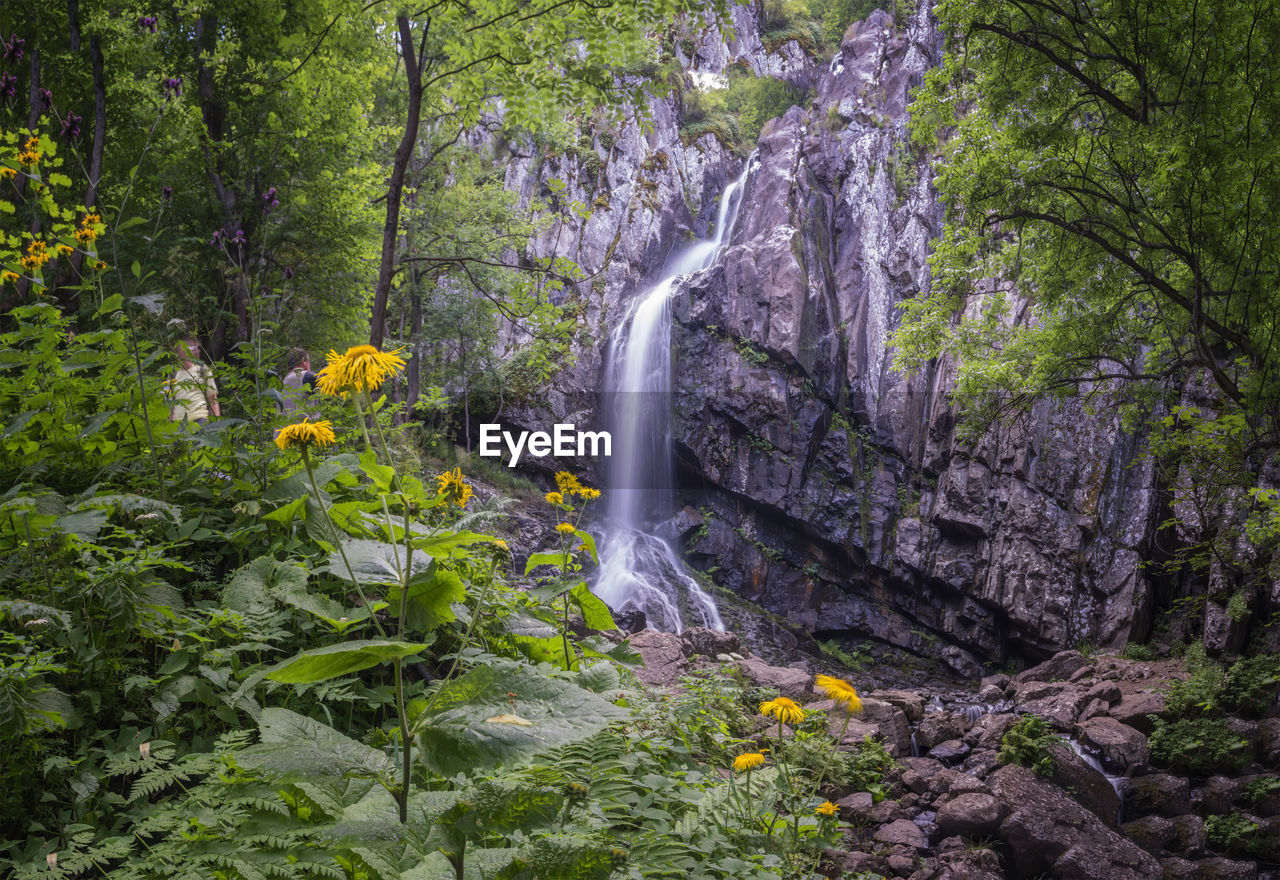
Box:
xmin=387 ymin=565 xmax=467 ymax=633
xmin=222 ymin=556 xmax=309 ymax=612
xmin=281 ymin=590 xmax=388 ymax=633
xmin=264 ymin=453 xmax=359 ymax=502
xmin=413 ymin=661 xmax=628 ymax=776
xmin=266 ymin=639 xmax=434 ymax=684
xmin=240 ymin=708 xmax=393 ymax=778
xmin=570 ymin=583 xmax=616 ymax=631
xmin=412 ymin=530 xmax=500 ymax=559
xmin=329 ymin=538 xmax=431 ymax=585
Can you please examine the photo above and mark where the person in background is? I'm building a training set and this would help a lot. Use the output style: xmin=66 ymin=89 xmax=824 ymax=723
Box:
xmin=168 ymin=336 xmax=219 ymax=424
xmin=281 ymin=347 xmax=317 ymax=416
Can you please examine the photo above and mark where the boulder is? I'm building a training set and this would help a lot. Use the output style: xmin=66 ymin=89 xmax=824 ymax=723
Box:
xmin=1086 ymin=681 xmax=1123 ymax=704
xmin=1077 ymin=716 xmax=1150 ymax=772
xmin=1200 ymin=776 xmax=1242 ymax=814
xmin=874 ymin=689 xmax=926 ymax=722
xmin=966 ymin=713 xmax=1019 ymax=750
xmin=1019 ymin=684 xmax=1091 ymax=731
xmin=1048 ymin=742 xmax=1122 ymax=825
xmin=1169 ymin=814 xmax=1207 ymax=853
xmin=836 ymin=791 xmax=875 ymax=823
xmin=875 ymin=818 xmax=928 ymax=849
xmin=990 ymin=764 xmax=1161 ymax=879
xmin=734 ymin=656 xmax=810 ymax=700
xmin=928 ymin=740 xmax=971 ymax=766
xmin=1120 ymin=815 xmax=1176 ymax=855
xmin=1013 ymin=650 xmax=1090 ymax=684
xmin=908 ymin=848 xmax=1003 ymax=880
xmin=915 ymin=712 xmax=968 ymax=750
xmin=1110 ymin=685 xmax=1169 ymax=733
xmin=1125 ymin=774 xmax=1192 ymax=819
xmin=936 ymin=793 xmax=1002 ymax=837
xmin=628 ymin=630 xmax=688 ymax=686
xmin=1186 ymin=857 xmax=1259 ymax=880
xmin=679 ymin=627 xmax=739 ymax=658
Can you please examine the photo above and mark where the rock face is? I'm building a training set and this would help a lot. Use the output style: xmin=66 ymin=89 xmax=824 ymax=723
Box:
xmin=506 ymin=3 xmax=1165 ymax=672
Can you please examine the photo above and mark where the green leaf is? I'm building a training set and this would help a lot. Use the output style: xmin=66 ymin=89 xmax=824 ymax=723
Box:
xmin=573 ymin=529 xmax=598 ymax=564
xmin=413 ymin=660 xmax=628 ymax=775
xmin=280 ymin=590 xmax=389 ymax=633
xmin=262 ymin=495 xmax=306 ymax=525
xmin=116 ymin=216 xmax=147 ymax=232
xmin=388 ymin=566 xmax=467 ymax=633
xmin=570 ymin=582 xmax=616 ymax=631
xmin=266 ymin=639 xmax=433 ymax=683
xmin=580 ymin=637 xmax=644 ymax=667
xmin=574 ymin=660 xmax=621 ymax=694
xmin=412 ymin=530 xmax=500 ymax=559
xmin=525 ymin=551 xmax=568 ymax=574
xmin=222 ymin=556 xmax=309 ymax=612
xmin=330 ymin=538 xmax=429 ymax=585
xmin=240 ymin=707 xmax=393 ymax=778
xmin=96 ymin=293 xmax=124 ymax=315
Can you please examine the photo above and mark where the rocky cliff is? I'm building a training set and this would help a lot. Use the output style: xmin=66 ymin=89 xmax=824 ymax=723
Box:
xmin=503 ymin=2 xmax=1166 ymax=676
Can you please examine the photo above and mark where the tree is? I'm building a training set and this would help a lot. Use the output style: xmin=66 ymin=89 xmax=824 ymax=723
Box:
xmin=367 ymin=0 xmax=730 ymax=347
xmin=895 ymin=0 xmax=1280 ymax=450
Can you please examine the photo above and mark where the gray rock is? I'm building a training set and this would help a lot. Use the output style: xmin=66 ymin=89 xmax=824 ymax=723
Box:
xmin=680 ymin=627 xmax=740 ymax=658
xmin=1186 ymin=857 xmax=1259 ymax=880
xmin=1048 ymin=742 xmax=1122 ymax=825
xmin=873 ymin=689 xmax=926 ymax=722
xmin=990 ymin=764 xmax=1162 ymax=879
xmin=928 ymin=739 xmax=971 ymax=766
xmin=875 ymin=818 xmax=927 ymax=849
xmin=936 ymin=793 xmax=1002 ymax=837
xmin=1200 ymin=776 xmax=1241 ymax=814
xmin=909 ymin=848 xmax=1003 ymax=880
xmin=1110 ymin=686 xmax=1169 ymax=733
xmin=836 ymin=790 xmax=875 ymax=822
xmin=628 ymin=630 xmax=688 ymax=686
xmin=1169 ymin=814 xmax=1206 ymax=854
xmin=1125 ymin=774 xmax=1193 ymax=819
xmin=1120 ymin=815 xmax=1176 ymax=856
xmin=915 ymin=712 xmax=968 ymax=750
xmin=1013 ymin=650 xmax=1091 ymax=684
xmin=734 ymin=656 xmax=810 ymax=700
xmin=1077 ymin=716 xmax=1150 ymax=772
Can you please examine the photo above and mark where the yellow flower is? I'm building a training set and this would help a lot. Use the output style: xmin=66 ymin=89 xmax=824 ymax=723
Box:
xmin=18 ymin=240 xmax=50 ymax=271
xmin=316 ymin=344 xmax=407 ymax=396
xmin=274 ymin=419 xmax=336 ymax=452
xmin=74 ymin=213 xmax=102 ymax=245
xmin=17 ymin=150 xmax=38 ymax=167
xmin=555 ymin=470 xmax=586 ymax=498
xmin=579 ymin=487 xmax=602 ymax=501
xmin=815 ymin=801 xmax=838 ymax=817
xmin=815 ymin=674 xmax=862 ymax=714
xmin=56 ymin=244 xmax=73 ymax=256
xmin=760 ymin=696 xmax=805 ymax=725
xmin=495 ymin=539 xmax=509 ymax=551
xmin=0 ymin=167 xmax=15 ymax=179
xmin=1 ymin=271 xmax=17 ymax=284
xmin=435 ymin=467 xmax=473 ymax=508
xmin=732 ymin=752 xmax=766 ymax=773
xmin=555 ymin=522 xmax=576 ymax=535
xmin=24 ymin=137 xmax=39 ymax=153
xmin=545 ymin=491 xmax=564 ymax=505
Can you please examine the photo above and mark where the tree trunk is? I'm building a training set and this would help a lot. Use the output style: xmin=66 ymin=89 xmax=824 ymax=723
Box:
xmin=369 ymin=16 xmax=424 ymax=348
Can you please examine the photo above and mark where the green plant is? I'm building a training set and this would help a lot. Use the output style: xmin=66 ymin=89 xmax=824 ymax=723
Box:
xmin=997 ymin=715 xmax=1059 ymax=777
xmin=1242 ymin=776 xmax=1280 ymax=808
xmin=1148 ymin=716 xmax=1251 ymax=775
xmin=1205 ymin=812 xmax=1263 ymax=856
xmin=1120 ymin=642 xmax=1158 ymax=661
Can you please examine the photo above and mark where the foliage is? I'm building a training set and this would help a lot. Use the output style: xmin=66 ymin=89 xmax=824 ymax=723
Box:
xmin=1205 ymin=812 xmax=1265 ymax=858
xmin=1148 ymin=717 xmax=1251 ymax=775
xmin=997 ymin=714 xmax=1058 ymax=777
xmin=681 ymin=67 xmax=813 ymax=150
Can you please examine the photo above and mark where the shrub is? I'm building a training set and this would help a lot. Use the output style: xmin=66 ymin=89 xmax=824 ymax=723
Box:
xmin=998 ymin=714 xmax=1058 ymax=777
xmin=1222 ymin=653 xmax=1280 ymax=717
xmin=1205 ymin=812 xmax=1263 ymax=856
xmin=1120 ymin=642 xmax=1158 ymax=661
xmin=1148 ymin=717 xmax=1251 ymax=775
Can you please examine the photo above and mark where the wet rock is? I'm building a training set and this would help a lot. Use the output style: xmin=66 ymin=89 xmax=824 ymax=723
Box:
xmin=1125 ymin=774 xmax=1193 ymax=819
xmin=1048 ymin=742 xmax=1122 ymax=825
xmin=1077 ymin=716 xmax=1150 ymax=772
xmin=680 ymin=627 xmax=740 ymax=658
xmin=875 ymin=818 xmax=927 ymax=849
xmin=1200 ymin=776 xmax=1242 ymax=814
xmin=990 ymin=764 xmax=1161 ymax=879
xmin=936 ymin=793 xmax=1001 ymax=837
xmin=944 ymin=773 xmax=990 ymax=797
xmin=901 ymin=769 xmax=929 ymax=796
xmin=962 ymin=749 xmax=1002 ymax=777
xmin=1169 ymin=814 xmax=1207 ymax=853
xmin=900 ymin=756 xmax=947 ymax=778
xmin=981 ymin=673 xmax=1011 ymax=692
xmin=966 ymin=712 xmax=1019 ymax=749
xmin=928 ymin=740 xmax=970 ymax=766
xmin=915 ymin=712 xmax=968 ymax=750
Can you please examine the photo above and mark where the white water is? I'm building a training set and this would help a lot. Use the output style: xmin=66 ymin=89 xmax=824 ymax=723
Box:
xmin=594 ymin=161 xmax=755 ymax=632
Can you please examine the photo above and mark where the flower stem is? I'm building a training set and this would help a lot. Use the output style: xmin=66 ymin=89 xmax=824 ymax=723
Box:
xmin=301 ymin=447 xmax=386 ymax=638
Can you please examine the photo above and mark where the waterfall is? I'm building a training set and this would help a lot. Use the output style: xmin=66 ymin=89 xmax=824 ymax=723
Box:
xmin=594 ymin=160 xmax=755 ymax=632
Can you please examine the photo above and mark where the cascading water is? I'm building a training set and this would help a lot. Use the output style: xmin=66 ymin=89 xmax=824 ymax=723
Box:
xmin=594 ymin=160 xmax=755 ymax=632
